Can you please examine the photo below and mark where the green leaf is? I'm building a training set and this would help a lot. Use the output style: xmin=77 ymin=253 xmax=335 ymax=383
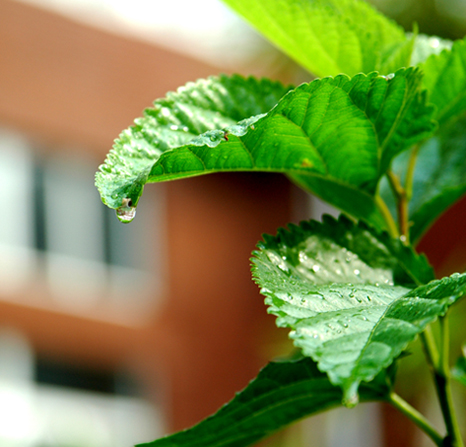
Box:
xmin=379 ymin=37 xmax=466 ymax=241
xmin=149 ymin=69 xmax=430 ymax=187
xmin=145 ymin=68 xmax=434 ymax=231
xmin=419 ymin=36 xmax=466 ymax=126
xmin=95 ymin=74 xmax=293 ymax=210
xmin=221 ymin=0 xmax=410 ymax=77
xmin=96 ymin=69 xmax=435 ymax=230
xmin=137 ymin=357 xmax=390 ymax=447
xmin=252 ymin=216 xmax=466 ymax=405
xmin=380 ymin=115 xmax=466 ymax=242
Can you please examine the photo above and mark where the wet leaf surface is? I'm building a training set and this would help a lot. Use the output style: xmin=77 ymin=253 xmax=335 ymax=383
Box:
xmin=252 ymin=216 xmax=466 ymax=403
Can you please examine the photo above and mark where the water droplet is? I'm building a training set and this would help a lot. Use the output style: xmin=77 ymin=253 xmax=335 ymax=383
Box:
xmin=399 ymin=235 xmax=407 ymax=243
xmin=300 ymin=298 xmax=306 ymax=305
xmin=366 ymin=295 xmax=372 ymax=302
xmin=382 ymin=73 xmax=395 ymax=80
xmin=299 ymin=251 xmax=308 ymax=263
xmin=277 ymin=263 xmax=289 ymax=274
xmin=312 ymin=265 xmax=320 ymax=273
xmin=343 ymin=323 xmax=348 ymax=328
xmin=170 ymin=124 xmax=179 ymax=131
xmin=116 ymin=198 xmax=136 ymax=223
xmin=335 ymin=269 xmax=341 ymax=275
xmin=354 ymin=269 xmax=360 ymax=276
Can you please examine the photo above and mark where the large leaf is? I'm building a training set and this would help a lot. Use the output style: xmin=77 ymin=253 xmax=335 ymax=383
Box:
xmin=137 ymin=357 xmax=390 ymax=447
xmin=419 ymin=37 xmax=466 ymax=126
xmin=149 ymin=69 xmax=434 ymax=187
xmin=380 ymin=114 xmax=466 ymax=242
xmin=95 ymin=74 xmax=293 ymax=212
xmin=125 ymin=68 xmax=433 ymax=232
xmin=252 ymin=215 xmax=466 ymax=404
xmin=221 ymin=0 xmax=412 ymax=77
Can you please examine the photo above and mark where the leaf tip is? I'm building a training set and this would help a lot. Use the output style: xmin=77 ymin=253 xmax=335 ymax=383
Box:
xmin=343 ymin=382 xmax=360 ymax=408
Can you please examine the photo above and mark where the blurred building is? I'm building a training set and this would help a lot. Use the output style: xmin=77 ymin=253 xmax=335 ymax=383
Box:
xmin=0 ymin=0 xmax=299 ymax=445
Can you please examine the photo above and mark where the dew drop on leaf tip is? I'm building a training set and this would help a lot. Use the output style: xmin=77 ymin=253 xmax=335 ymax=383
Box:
xmin=116 ymin=198 xmax=136 ymax=223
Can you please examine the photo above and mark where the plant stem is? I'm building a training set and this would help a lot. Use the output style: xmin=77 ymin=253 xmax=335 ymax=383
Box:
xmin=435 ymin=316 xmax=464 ymax=447
xmin=405 ymin=144 xmax=420 ymax=201
xmin=421 ymin=327 xmax=440 ymax=370
xmin=388 ymin=392 xmax=443 ymax=446
xmin=387 ymin=170 xmax=409 ymax=242
xmin=375 ymin=194 xmax=399 ymax=239
xmin=420 ymin=320 xmax=464 ymax=447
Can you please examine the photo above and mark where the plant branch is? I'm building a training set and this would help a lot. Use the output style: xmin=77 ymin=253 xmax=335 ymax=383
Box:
xmin=388 ymin=392 xmax=443 ymax=447
xmin=405 ymin=144 xmax=421 ymax=201
xmin=420 ymin=319 xmax=464 ymax=447
xmin=421 ymin=327 xmax=440 ymax=370
xmin=374 ymin=194 xmax=399 ymax=239
xmin=434 ymin=316 xmax=464 ymax=447
xmin=387 ymin=170 xmax=409 ymax=242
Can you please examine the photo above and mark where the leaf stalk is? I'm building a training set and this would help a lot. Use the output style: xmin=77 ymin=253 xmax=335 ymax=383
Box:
xmin=434 ymin=316 xmax=464 ymax=447
xmin=405 ymin=144 xmax=421 ymax=201
xmin=387 ymin=170 xmax=410 ymax=242
xmin=420 ymin=319 xmax=464 ymax=447
xmin=388 ymin=392 xmax=443 ymax=446
xmin=375 ymin=194 xmax=399 ymax=239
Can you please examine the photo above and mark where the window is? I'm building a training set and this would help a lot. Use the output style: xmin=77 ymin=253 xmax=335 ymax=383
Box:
xmin=0 ymin=128 xmax=165 ymax=323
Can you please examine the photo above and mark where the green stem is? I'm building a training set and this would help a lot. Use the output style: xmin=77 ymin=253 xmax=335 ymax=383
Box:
xmin=387 ymin=170 xmax=409 ymax=242
xmin=421 ymin=327 xmax=440 ymax=370
xmin=435 ymin=316 xmax=464 ymax=447
xmin=405 ymin=144 xmax=420 ymax=201
xmin=420 ymin=320 xmax=464 ymax=447
xmin=375 ymin=194 xmax=399 ymax=239
xmin=388 ymin=392 xmax=443 ymax=447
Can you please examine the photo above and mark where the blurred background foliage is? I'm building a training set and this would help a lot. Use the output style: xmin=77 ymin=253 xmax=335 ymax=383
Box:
xmin=370 ymin=0 xmax=466 ymax=39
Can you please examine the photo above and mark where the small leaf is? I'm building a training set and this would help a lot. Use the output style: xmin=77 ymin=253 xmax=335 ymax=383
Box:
xmin=252 ymin=216 xmax=466 ymax=404
xmin=419 ymin=36 xmax=466 ymax=126
xmin=380 ymin=114 xmax=466 ymax=242
xmin=221 ymin=0 xmax=409 ymax=77
xmin=95 ymin=74 xmax=292 ymax=210
xmin=137 ymin=357 xmax=390 ymax=447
